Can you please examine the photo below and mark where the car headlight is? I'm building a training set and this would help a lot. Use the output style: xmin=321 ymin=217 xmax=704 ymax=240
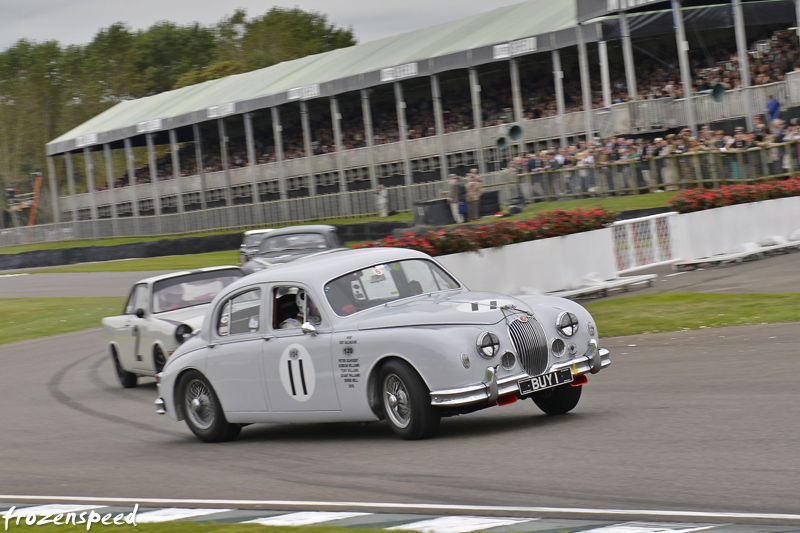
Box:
xmin=556 ymin=312 xmax=579 ymax=337
xmin=175 ymin=324 xmax=193 ymax=344
xmin=477 ymin=332 xmax=500 ymax=358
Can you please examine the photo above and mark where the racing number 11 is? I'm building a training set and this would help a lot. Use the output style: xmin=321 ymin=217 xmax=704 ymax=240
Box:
xmin=287 ymin=359 xmax=308 ymax=396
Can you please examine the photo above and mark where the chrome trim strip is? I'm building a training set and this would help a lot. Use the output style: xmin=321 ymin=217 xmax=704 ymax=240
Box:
xmin=155 ymin=397 xmax=166 ymax=415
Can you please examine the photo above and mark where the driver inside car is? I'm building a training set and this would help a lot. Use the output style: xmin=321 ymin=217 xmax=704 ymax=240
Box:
xmin=279 ymin=290 xmax=321 ymax=329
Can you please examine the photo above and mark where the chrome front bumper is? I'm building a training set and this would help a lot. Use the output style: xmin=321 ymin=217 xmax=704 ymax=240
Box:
xmin=430 ymin=347 xmax=610 ymax=407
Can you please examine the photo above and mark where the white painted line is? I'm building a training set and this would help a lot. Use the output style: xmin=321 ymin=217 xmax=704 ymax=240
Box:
xmin=3 ymin=504 xmax=106 ymax=516
xmin=245 ymin=511 xmax=369 ymax=526
xmin=0 ymin=496 xmax=798 ymax=522
xmin=580 ymin=522 xmax=720 ymax=533
xmin=135 ymin=508 xmax=231 ymax=523
xmin=388 ymin=516 xmax=535 ymax=533
xmin=0 ymin=273 xmax=29 ymax=278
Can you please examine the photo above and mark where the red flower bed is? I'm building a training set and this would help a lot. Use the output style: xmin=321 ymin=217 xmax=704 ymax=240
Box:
xmin=352 ymin=208 xmax=616 ymax=256
xmin=668 ymin=178 xmax=800 ymax=214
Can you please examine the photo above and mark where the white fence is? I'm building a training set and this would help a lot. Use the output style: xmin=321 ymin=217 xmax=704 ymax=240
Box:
xmin=438 ymin=196 xmax=800 ymax=295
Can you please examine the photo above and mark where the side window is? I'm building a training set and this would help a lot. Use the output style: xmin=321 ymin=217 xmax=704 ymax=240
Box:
xmin=217 ymin=289 xmax=261 ymax=337
xmin=125 ymin=284 xmax=148 ymax=315
xmin=272 ymin=286 xmax=322 ymax=329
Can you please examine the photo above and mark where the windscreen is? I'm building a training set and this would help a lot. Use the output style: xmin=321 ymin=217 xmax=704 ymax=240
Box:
xmin=258 ymin=233 xmax=329 ymax=254
xmin=324 ymin=259 xmax=459 ymax=316
xmin=152 ymin=268 xmax=243 ymax=314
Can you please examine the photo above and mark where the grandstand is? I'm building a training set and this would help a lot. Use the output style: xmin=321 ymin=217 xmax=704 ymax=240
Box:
xmin=34 ymin=0 xmax=800 ymax=239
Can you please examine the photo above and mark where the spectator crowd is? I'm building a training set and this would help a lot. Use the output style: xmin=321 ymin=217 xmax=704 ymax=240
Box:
xmin=82 ymin=27 xmax=800 ymax=195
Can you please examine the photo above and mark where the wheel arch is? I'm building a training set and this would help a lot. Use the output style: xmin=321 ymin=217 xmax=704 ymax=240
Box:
xmin=366 ymin=354 xmax=426 ymax=419
xmin=172 ymin=366 xmax=207 ymax=422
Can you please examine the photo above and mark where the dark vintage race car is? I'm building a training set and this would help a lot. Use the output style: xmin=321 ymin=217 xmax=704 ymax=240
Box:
xmin=241 ymin=224 xmax=344 ymax=275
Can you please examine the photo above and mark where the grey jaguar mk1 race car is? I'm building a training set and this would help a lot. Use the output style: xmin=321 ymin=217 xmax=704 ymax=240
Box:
xmin=155 ymin=247 xmax=610 ymax=441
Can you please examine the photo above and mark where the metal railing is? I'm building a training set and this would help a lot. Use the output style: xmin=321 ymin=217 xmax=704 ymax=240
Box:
xmin=5 ymin=140 xmax=799 ymax=248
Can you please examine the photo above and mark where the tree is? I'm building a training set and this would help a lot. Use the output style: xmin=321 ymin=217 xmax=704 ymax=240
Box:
xmin=0 ymin=6 xmax=357 ymax=220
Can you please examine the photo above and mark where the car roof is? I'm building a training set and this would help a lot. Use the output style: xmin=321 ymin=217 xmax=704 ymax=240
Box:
xmin=243 ymin=228 xmax=274 ymax=237
xmin=242 ymin=247 xmax=435 ymax=286
xmin=261 ymin=224 xmax=336 ymax=238
xmin=135 ymin=265 xmax=244 ymax=286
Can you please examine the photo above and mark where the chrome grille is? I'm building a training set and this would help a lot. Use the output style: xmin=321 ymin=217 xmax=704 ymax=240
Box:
xmin=508 ymin=316 xmax=549 ymax=376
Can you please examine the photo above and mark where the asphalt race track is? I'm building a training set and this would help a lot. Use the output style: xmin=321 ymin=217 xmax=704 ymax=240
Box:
xmin=1 ymin=255 xmax=799 ymax=527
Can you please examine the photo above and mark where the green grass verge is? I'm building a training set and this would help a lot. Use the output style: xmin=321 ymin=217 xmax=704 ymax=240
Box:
xmin=13 ymin=250 xmax=240 ymax=274
xmin=3 ymin=293 xmax=800 ymax=346
xmin=584 ymin=293 xmax=800 ymax=337
xmin=0 ymin=192 xmax=679 ymax=255
xmin=0 ymin=213 xmax=412 ymax=255
xmin=0 ymin=522 xmax=377 ymax=533
xmin=0 ymin=297 xmax=124 ymax=344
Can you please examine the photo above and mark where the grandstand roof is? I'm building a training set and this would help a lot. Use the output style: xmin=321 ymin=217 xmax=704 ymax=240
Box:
xmin=47 ymin=0 xmax=598 ymax=155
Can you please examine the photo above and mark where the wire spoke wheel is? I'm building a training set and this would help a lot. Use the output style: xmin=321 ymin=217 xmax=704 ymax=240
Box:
xmin=383 ymin=374 xmax=412 ymax=429
xmin=185 ymin=378 xmax=216 ymax=430
xmin=178 ymin=370 xmax=241 ymax=442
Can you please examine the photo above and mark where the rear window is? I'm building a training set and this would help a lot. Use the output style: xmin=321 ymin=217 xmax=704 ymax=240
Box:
xmin=324 ymin=259 xmax=459 ymax=316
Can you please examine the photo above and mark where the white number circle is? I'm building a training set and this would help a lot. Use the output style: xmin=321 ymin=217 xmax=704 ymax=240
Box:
xmin=278 ymin=344 xmax=316 ymax=402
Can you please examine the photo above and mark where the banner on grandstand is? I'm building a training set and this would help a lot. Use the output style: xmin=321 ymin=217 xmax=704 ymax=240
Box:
xmin=576 ymin=0 xmax=669 ymax=23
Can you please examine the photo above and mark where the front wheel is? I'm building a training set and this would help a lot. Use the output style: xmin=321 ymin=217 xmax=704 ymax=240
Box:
xmin=178 ymin=370 xmax=241 ymax=442
xmin=112 ymin=349 xmax=137 ymax=388
xmin=531 ymin=383 xmax=582 ymax=415
xmin=379 ymin=360 xmax=440 ymax=440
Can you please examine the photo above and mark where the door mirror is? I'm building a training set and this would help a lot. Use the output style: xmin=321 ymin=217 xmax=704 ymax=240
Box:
xmin=135 ymin=308 xmax=145 ymax=319
xmin=301 ymin=322 xmax=317 ymax=336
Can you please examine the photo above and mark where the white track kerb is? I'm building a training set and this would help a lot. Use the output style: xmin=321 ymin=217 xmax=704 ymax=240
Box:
xmin=2 ymin=497 xmax=800 ymax=523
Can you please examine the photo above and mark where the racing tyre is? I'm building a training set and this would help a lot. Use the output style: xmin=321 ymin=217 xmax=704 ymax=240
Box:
xmin=178 ymin=370 xmax=241 ymax=442
xmin=531 ymin=383 xmax=582 ymax=415
xmin=379 ymin=360 xmax=440 ymax=440
xmin=112 ymin=349 xmax=137 ymax=388
xmin=153 ymin=346 xmax=167 ymax=373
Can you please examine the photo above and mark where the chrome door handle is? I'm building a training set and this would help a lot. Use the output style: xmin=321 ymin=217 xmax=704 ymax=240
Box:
xmin=262 ymin=335 xmax=275 ymax=341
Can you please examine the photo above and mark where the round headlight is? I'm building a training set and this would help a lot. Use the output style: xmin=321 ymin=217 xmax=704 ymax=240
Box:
xmin=175 ymin=324 xmax=193 ymax=344
xmin=557 ymin=312 xmax=579 ymax=338
xmin=477 ymin=332 xmax=500 ymax=358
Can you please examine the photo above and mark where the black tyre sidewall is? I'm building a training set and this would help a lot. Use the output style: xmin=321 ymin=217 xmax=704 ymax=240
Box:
xmin=379 ymin=360 xmax=440 ymax=440
xmin=153 ymin=346 xmax=166 ymax=374
xmin=112 ymin=350 xmax=137 ymax=388
xmin=531 ymin=383 xmax=582 ymax=415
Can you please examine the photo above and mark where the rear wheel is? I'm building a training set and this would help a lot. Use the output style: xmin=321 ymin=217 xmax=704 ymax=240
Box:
xmin=111 ymin=349 xmax=137 ymax=388
xmin=178 ymin=370 xmax=241 ymax=442
xmin=153 ymin=346 xmax=166 ymax=373
xmin=531 ymin=383 xmax=582 ymax=415
xmin=379 ymin=360 xmax=440 ymax=440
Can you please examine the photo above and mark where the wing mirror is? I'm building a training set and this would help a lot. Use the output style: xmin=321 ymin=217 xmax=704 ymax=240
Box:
xmin=136 ymin=308 xmax=145 ymax=318
xmin=301 ymin=322 xmax=317 ymax=336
